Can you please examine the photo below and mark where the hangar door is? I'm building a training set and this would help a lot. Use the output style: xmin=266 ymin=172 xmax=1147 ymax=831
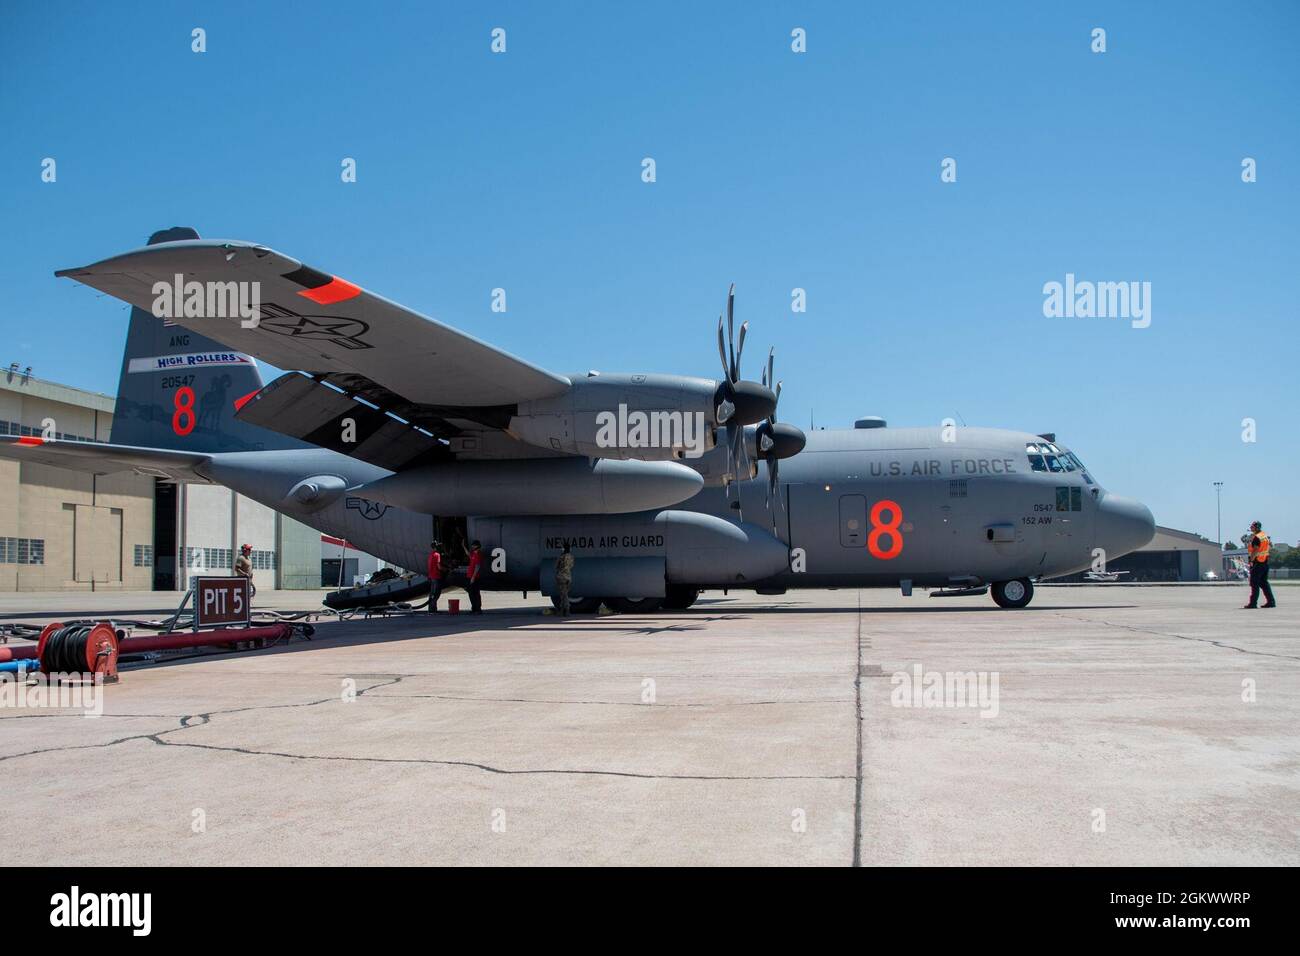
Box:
xmin=67 ymin=504 xmax=123 ymax=583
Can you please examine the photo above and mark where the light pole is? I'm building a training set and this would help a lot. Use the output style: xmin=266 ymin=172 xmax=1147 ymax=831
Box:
xmin=1213 ymin=481 xmax=1223 ymax=547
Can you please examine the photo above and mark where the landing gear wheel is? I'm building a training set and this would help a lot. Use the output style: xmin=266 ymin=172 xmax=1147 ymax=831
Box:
xmin=605 ymin=596 xmax=665 ymax=614
xmin=663 ymin=585 xmax=700 ymax=610
xmin=991 ymin=578 xmax=1033 ymax=609
xmin=550 ymin=594 xmax=601 ymax=614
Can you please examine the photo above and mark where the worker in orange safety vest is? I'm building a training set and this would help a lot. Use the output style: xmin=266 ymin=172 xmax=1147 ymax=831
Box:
xmin=1243 ymin=520 xmax=1276 ymax=609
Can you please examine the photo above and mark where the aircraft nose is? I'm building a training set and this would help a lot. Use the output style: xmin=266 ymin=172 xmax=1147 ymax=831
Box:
xmin=1095 ymin=494 xmax=1156 ymax=559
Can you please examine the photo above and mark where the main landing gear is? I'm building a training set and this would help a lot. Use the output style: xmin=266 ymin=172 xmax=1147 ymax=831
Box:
xmin=662 ymin=585 xmax=700 ymax=610
xmin=548 ymin=587 xmax=700 ymax=614
xmin=991 ymin=578 xmax=1034 ymax=609
xmin=549 ymin=594 xmax=602 ymax=614
xmin=605 ymin=597 xmax=664 ymax=613
xmin=608 ymin=585 xmax=700 ymax=613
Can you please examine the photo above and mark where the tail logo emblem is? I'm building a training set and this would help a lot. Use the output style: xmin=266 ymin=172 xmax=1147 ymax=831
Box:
xmin=345 ymin=497 xmax=389 ymax=520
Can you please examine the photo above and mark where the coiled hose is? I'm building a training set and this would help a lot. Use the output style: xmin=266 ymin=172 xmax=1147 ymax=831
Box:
xmin=40 ymin=623 xmax=97 ymax=673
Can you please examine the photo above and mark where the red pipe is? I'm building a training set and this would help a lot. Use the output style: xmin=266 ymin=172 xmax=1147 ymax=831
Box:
xmin=2 ymin=623 xmax=291 ymax=665
xmin=118 ymin=624 xmax=292 ymax=654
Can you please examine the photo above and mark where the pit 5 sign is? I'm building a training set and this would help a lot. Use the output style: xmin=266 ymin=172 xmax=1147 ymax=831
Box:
xmin=195 ymin=577 xmax=250 ymax=627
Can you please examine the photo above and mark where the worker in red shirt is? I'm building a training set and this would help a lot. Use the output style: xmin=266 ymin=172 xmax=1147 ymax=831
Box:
xmin=466 ymin=540 xmax=484 ymax=614
xmin=427 ymin=540 xmax=443 ymax=613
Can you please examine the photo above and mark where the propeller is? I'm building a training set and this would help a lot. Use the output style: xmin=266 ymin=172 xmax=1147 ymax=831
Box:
xmin=755 ymin=346 xmax=807 ymax=528
xmin=713 ymin=284 xmax=775 ymax=519
xmin=708 ymin=285 xmax=803 ymax=523
xmin=713 ymin=284 xmax=776 ymax=428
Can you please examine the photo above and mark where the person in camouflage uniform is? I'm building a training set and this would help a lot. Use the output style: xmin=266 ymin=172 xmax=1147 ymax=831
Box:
xmin=554 ymin=543 xmax=575 ymax=616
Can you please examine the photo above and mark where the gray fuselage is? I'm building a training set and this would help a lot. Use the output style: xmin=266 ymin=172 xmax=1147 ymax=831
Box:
xmin=195 ymin=424 xmax=1154 ymax=594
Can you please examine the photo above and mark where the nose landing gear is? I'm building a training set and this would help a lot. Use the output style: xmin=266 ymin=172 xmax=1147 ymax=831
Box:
xmin=991 ymin=578 xmax=1034 ymax=609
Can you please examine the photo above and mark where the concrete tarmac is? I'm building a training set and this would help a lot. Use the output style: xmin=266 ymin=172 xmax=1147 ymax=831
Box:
xmin=1 ymin=586 xmax=1295 ymax=865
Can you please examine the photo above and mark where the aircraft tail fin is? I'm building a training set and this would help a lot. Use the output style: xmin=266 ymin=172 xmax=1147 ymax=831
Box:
xmin=108 ymin=227 xmax=305 ymax=453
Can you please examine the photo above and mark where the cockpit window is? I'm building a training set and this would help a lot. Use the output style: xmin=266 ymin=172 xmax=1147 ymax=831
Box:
xmin=1025 ymin=443 xmax=1047 ymax=472
xmin=1041 ymin=442 xmax=1073 ymax=470
xmin=1063 ymin=450 xmax=1095 ymax=485
xmin=1045 ymin=454 xmax=1064 ymax=473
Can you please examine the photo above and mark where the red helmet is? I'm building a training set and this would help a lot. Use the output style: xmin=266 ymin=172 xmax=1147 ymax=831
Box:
xmin=241 ymin=543 xmax=252 ymax=553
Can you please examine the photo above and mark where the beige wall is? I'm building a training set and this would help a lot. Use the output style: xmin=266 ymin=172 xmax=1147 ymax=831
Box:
xmin=1 ymin=373 xmax=367 ymax=593
xmin=0 ymin=384 xmax=154 ymax=592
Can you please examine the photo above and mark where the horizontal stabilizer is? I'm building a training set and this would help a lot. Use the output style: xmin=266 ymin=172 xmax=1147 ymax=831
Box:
xmin=234 ymin=373 xmax=447 ymax=472
xmin=0 ymin=436 xmax=211 ymax=482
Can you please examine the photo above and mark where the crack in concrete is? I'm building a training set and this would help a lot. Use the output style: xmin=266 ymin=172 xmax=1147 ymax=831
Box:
xmin=373 ymin=693 xmax=851 ymax=707
xmin=1058 ymin=614 xmax=1300 ymax=662
xmin=0 ymin=676 xmax=405 ymax=763
xmin=0 ymin=713 xmax=179 ymax=720
xmin=142 ymin=735 xmax=852 ymax=781
xmin=3 ymin=673 xmax=849 ymax=782
xmin=0 ymin=732 xmax=161 ymax=763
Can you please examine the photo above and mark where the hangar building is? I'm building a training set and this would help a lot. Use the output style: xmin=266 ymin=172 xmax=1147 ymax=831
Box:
xmin=1051 ymin=525 xmax=1227 ymax=582
xmin=0 ymin=368 xmax=325 ymax=593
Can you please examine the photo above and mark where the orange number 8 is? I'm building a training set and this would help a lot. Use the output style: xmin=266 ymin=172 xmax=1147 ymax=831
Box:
xmin=868 ymin=499 xmax=903 ymax=559
xmin=173 ymin=386 xmax=196 ymax=436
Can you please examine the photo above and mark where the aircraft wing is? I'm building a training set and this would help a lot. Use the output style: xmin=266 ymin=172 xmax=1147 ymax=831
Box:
xmin=55 ymin=239 xmax=573 ymax=408
xmin=0 ymin=436 xmax=211 ymax=482
xmin=231 ymin=371 xmax=569 ymax=468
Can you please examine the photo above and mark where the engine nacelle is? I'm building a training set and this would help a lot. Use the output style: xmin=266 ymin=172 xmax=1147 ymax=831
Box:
xmin=508 ymin=373 xmax=722 ymax=462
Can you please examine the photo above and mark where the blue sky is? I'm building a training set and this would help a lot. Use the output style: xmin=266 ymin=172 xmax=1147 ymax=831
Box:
xmin=2 ymin=1 xmax=1297 ymax=543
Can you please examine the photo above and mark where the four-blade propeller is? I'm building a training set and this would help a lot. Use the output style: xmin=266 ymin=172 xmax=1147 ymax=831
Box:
xmin=714 ymin=284 xmax=777 ymax=428
xmin=755 ymin=346 xmax=806 ymax=526
xmin=712 ymin=285 xmax=806 ymax=523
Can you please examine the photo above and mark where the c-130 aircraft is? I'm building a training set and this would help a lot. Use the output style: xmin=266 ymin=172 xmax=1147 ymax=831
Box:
xmin=1 ymin=228 xmax=1154 ymax=611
